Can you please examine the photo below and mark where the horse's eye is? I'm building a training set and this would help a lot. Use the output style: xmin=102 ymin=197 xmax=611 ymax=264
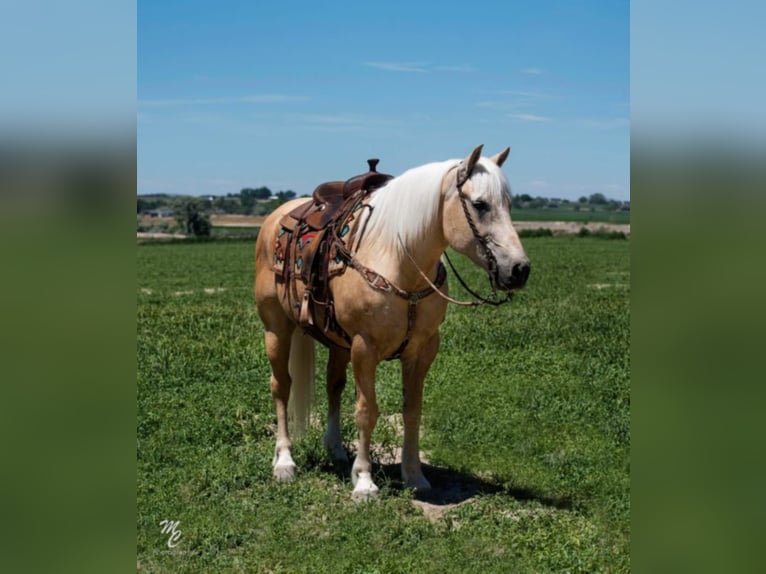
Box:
xmin=472 ymin=200 xmax=489 ymax=214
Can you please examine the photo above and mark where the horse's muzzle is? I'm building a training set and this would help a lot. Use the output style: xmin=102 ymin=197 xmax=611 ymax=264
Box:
xmin=497 ymin=260 xmax=530 ymax=291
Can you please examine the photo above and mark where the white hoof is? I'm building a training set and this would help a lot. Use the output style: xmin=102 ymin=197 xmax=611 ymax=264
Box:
xmin=272 ymin=450 xmax=297 ymax=483
xmin=351 ymin=472 xmax=379 ymax=501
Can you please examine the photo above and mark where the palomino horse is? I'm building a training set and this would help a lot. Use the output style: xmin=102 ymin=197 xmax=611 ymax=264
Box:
xmin=254 ymin=145 xmax=530 ymax=499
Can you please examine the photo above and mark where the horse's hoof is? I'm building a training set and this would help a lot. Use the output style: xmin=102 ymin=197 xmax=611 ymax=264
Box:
xmin=273 ymin=449 xmax=297 ymax=482
xmin=351 ymin=472 xmax=378 ymax=502
xmin=351 ymin=471 xmax=379 ymax=501
xmin=403 ymin=471 xmax=432 ymax=492
xmin=405 ymin=476 xmax=432 ymax=492
xmin=273 ymin=463 xmax=297 ymax=483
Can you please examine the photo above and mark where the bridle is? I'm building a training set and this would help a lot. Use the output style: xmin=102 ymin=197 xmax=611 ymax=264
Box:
xmin=403 ymin=162 xmax=514 ymax=307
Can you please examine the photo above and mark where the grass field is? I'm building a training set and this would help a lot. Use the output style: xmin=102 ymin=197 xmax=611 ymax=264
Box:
xmin=137 ymin=236 xmax=630 ymax=572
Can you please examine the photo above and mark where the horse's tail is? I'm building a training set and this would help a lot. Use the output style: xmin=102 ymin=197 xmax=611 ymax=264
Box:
xmin=287 ymin=329 xmax=315 ymax=439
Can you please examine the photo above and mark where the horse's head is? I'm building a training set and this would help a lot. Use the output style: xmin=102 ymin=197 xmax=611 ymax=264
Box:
xmin=442 ymin=145 xmax=530 ymax=291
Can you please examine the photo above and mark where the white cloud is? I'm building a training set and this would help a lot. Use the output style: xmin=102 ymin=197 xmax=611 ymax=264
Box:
xmin=433 ymin=65 xmax=475 ymax=72
xmin=284 ymin=112 xmax=404 ymax=133
xmin=138 ymin=94 xmax=310 ymax=107
xmin=364 ymin=62 xmax=428 ymax=73
xmin=522 ymin=68 xmax=544 ymax=75
xmin=476 ymin=90 xmax=552 ymax=113
xmin=528 ymin=179 xmax=550 ymax=188
xmin=365 ymin=62 xmax=474 ymax=73
xmin=580 ymin=118 xmax=630 ymax=130
xmin=290 ymin=113 xmax=359 ymax=125
xmin=510 ymin=113 xmax=552 ymax=122
xmin=498 ymin=89 xmax=551 ymax=99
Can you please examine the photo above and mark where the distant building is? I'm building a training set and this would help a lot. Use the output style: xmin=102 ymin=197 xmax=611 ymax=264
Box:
xmin=147 ymin=208 xmax=174 ymax=217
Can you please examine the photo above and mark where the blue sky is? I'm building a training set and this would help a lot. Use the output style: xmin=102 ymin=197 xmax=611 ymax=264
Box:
xmin=138 ymin=1 xmax=629 ymax=200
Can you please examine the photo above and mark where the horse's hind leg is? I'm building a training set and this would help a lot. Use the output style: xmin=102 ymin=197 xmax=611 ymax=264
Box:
xmin=324 ymin=346 xmax=350 ymax=462
xmin=263 ymin=315 xmax=298 ymax=482
xmin=400 ymin=332 xmax=440 ymax=491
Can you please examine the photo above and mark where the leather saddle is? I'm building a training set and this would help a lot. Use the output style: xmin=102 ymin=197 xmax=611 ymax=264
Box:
xmin=285 ymin=159 xmax=392 ymax=230
xmin=275 ymin=159 xmax=393 ymax=347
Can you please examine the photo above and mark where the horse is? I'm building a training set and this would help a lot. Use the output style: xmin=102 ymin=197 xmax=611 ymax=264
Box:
xmin=254 ymin=145 xmax=530 ymax=500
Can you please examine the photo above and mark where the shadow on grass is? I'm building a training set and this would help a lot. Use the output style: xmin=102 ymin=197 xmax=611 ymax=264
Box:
xmin=395 ymin=463 xmax=572 ymax=510
xmin=316 ymin=456 xmax=572 ymax=510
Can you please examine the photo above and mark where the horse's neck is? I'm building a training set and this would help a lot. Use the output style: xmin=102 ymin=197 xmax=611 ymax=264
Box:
xmin=353 ymin=161 xmax=454 ymax=290
xmin=356 ymin=218 xmax=446 ymax=292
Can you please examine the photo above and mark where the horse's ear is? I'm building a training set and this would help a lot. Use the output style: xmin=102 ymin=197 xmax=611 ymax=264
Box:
xmin=490 ymin=147 xmax=511 ymax=167
xmin=465 ymin=144 xmax=483 ymax=173
xmin=457 ymin=144 xmax=484 ymax=186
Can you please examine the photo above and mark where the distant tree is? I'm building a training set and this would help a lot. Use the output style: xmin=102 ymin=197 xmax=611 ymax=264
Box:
xmin=175 ymin=198 xmax=211 ymax=237
xmin=239 ymin=187 xmax=272 ymax=214
xmin=578 ymin=196 xmax=588 ymax=204
xmin=137 ymin=197 xmax=168 ymax=213
xmin=137 ymin=198 xmax=150 ymax=213
xmin=212 ymin=196 xmax=240 ymax=213
xmin=519 ymin=193 xmax=533 ymax=203
xmin=253 ymin=186 xmax=272 ymax=200
xmin=588 ymin=192 xmax=607 ymax=205
xmin=275 ymin=190 xmax=297 ymax=204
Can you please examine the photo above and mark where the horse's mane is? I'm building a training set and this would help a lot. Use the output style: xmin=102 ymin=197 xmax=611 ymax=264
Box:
xmin=363 ymin=157 xmax=510 ymax=255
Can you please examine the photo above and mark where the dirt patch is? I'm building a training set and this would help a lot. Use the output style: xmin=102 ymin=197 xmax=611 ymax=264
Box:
xmin=514 ymin=221 xmax=630 ymax=236
xmin=210 ymin=214 xmax=267 ymax=227
xmin=137 ymin=232 xmax=187 ymax=240
xmin=367 ymin=442 xmax=473 ymax=522
xmin=588 ymin=283 xmax=628 ymax=289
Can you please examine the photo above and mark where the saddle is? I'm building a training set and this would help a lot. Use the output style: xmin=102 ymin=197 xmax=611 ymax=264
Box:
xmin=273 ymin=159 xmax=394 ymax=348
xmin=285 ymin=159 xmax=392 ymax=230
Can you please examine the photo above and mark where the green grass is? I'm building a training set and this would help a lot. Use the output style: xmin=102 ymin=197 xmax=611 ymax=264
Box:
xmin=211 ymin=225 xmax=261 ymax=239
xmin=513 ymin=207 xmax=630 ymax=224
xmin=137 ymin=236 xmax=629 ymax=572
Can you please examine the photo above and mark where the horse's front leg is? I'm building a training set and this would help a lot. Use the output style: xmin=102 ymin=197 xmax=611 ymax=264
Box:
xmin=350 ymin=336 xmax=380 ymax=500
xmin=264 ymin=322 xmax=298 ymax=482
xmin=400 ymin=332 xmax=440 ymax=491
